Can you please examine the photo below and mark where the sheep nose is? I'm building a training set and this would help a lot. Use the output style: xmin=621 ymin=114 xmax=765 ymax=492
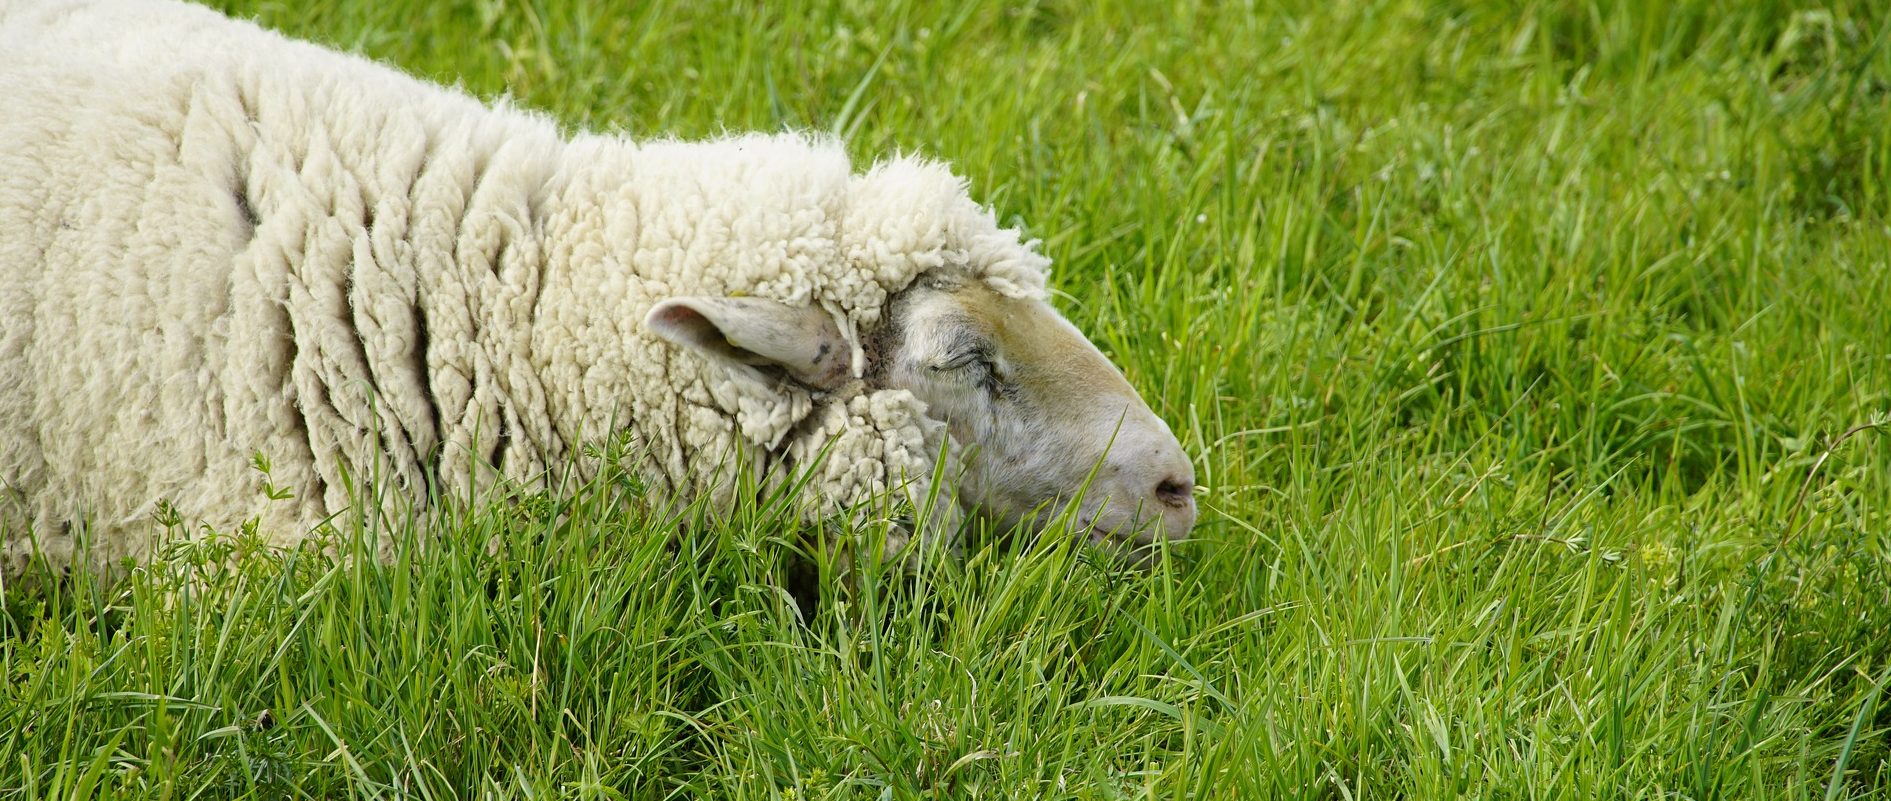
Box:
xmin=1152 ymin=474 xmax=1197 ymax=538
xmin=1154 ymin=476 xmax=1193 ymax=509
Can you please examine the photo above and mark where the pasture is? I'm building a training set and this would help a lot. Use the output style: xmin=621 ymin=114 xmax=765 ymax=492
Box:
xmin=4 ymin=0 xmax=1890 ymax=797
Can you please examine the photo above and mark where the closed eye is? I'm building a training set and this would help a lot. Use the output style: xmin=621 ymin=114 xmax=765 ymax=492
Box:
xmin=932 ymin=351 xmax=989 ymax=372
xmin=929 ymin=332 xmax=995 ymax=372
xmin=928 ymin=350 xmax=1015 ymax=402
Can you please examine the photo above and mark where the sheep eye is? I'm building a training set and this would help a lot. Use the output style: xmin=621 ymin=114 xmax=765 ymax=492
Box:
xmin=931 ymin=347 xmax=993 ymax=374
xmin=930 ymin=351 xmax=1013 ymax=402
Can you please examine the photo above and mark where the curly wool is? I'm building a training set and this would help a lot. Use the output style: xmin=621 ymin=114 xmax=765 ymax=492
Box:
xmin=0 ymin=0 xmax=1049 ymax=573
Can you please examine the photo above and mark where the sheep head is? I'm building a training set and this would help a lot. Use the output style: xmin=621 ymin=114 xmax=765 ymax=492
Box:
xmin=644 ymin=277 xmax=1197 ymax=554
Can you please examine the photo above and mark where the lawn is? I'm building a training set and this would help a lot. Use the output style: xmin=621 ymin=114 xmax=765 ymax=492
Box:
xmin=5 ymin=0 xmax=1891 ymax=797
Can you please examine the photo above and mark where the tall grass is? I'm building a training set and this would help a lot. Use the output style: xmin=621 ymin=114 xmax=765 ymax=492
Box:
xmin=5 ymin=0 xmax=1890 ymax=797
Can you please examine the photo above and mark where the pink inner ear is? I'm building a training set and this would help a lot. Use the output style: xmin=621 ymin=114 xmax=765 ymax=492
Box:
xmin=651 ymin=304 xmax=699 ymax=331
xmin=650 ymin=302 xmax=721 ymax=349
xmin=649 ymin=301 xmax=761 ymax=366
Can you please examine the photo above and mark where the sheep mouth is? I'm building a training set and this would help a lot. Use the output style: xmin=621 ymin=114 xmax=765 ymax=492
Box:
xmin=1075 ymin=519 xmax=1170 ymax=569
xmin=1077 ymin=508 xmax=1172 ymax=549
xmin=975 ymin=496 xmax=1177 ymax=562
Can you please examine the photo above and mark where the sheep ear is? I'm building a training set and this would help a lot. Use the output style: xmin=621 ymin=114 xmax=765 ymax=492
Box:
xmin=645 ymin=297 xmax=852 ymax=390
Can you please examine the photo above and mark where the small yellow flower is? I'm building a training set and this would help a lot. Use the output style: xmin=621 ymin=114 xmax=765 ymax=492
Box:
xmin=1639 ymin=542 xmax=1679 ymax=588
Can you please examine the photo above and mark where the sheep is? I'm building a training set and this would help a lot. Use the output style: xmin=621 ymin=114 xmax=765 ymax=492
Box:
xmin=0 ymin=0 xmax=1197 ymax=577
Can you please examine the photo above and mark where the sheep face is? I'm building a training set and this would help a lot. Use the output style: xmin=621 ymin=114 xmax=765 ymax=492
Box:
xmin=873 ymin=278 xmax=1197 ymax=550
xmin=646 ymin=279 xmax=1197 ymax=552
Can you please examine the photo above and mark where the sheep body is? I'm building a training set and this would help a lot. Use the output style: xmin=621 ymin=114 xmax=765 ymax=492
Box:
xmin=0 ymin=0 xmax=1048 ymax=572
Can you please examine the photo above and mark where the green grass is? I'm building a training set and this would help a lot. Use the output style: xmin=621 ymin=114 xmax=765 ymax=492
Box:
xmin=6 ymin=0 xmax=1891 ymax=796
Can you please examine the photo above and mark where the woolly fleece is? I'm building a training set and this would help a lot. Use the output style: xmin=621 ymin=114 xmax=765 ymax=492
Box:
xmin=0 ymin=0 xmax=1050 ymax=573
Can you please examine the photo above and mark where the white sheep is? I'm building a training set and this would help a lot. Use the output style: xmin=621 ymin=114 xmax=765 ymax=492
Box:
xmin=0 ymin=0 xmax=1197 ymax=575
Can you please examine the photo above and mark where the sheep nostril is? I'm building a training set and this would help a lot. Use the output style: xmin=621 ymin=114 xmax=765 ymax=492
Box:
xmin=1154 ymin=477 xmax=1193 ymax=508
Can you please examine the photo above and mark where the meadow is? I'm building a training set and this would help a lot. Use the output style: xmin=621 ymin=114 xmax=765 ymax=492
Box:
xmin=5 ymin=0 xmax=1891 ymax=797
